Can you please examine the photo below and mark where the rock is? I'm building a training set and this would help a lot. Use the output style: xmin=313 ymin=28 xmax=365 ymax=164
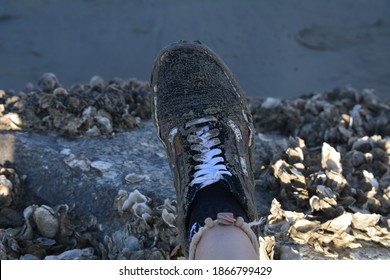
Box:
xmin=351 ymin=137 xmax=373 ymax=153
xmin=0 ymin=208 xmax=23 ymax=227
xmin=343 ymin=150 xmax=365 ymax=167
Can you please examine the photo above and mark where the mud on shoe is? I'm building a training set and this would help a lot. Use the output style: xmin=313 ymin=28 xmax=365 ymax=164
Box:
xmin=150 ymin=41 xmax=259 ymax=258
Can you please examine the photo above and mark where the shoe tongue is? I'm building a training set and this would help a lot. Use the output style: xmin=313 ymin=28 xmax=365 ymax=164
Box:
xmin=219 ymin=174 xmax=248 ymax=209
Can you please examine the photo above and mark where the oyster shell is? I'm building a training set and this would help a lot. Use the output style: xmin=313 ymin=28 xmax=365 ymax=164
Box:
xmin=33 ymin=205 xmax=59 ymax=238
xmin=321 ymin=142 xmax=342 ymax=173
xmin=322 ymin=212 xmax=352 ymax=233
xmin=90 ymin=76 xmax=105 ymax=90
xmin=38 ymin=73 xmax=59 ymax=92
xmin=45 ymin=247 xmax=97 ymax=260
xmin=0 ymin=175 xmax=13 ymax=207
xmin=116 ymin=189 xmax=152 ymax=222
xmin=63 ymin=153 xmax=91 ymax=172
xmin=161 ymin=209 xmax=176 ymax=228
xmin=279 ymin=245 xmax=302 ymax=260
xmin=351 ymin=213 xmax=380 ymax=230
xmin=90 ymin=161 xmax=113 ymax=173
xmin=259 ymin=236 xmax=275 ymax=260
xmin=124 ymin=173 xmax=149 ymax=184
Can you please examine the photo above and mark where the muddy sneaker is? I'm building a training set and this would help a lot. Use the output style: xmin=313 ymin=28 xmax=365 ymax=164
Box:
xmin=150 ymin=41 xmax=258 ymax=258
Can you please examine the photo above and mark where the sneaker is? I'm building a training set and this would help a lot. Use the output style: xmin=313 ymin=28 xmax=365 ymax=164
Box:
xmin=150 ymin=40 xmax=258 ymax=257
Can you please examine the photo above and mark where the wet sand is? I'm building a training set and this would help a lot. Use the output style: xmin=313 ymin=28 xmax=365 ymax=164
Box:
xmin=1 ymin=0 xmax=390 ymax=99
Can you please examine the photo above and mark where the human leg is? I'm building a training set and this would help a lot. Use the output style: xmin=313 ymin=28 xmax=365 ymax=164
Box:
xmin=194 ymin=224 xmax=259 ymax=260
xmin=150 ymin=41 xmax=259 ymax=259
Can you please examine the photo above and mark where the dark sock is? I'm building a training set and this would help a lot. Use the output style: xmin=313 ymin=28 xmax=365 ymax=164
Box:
xmin=186 ymin=180 xmax=249 ymax=242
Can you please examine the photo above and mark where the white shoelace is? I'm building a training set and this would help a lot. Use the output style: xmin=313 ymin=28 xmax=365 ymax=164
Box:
xmin=187 ymin=120 xmax=232 ymax=189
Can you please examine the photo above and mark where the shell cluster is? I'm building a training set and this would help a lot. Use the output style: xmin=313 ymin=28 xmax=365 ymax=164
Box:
xmin=252 ymin=88 xmax=390 ymax=259
xmin=109 ymin=190 xmax=181 ymax=260
xmin=251 ymin=88 xmax=390 ymax=147
xmin=0 ymin=194 xmax=99 ymax=259
xmin=0 ymin=164 xmax=23 ymax=210
xmin=1 ymin=79 xmax=389 ymax=259
xmin=0 ymin=171 xmax=181 ymax=260
xmin=0 ymin=164 xmax=93 ymax=259
xmin=0 ymin=73 xmax=151 ymax=137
